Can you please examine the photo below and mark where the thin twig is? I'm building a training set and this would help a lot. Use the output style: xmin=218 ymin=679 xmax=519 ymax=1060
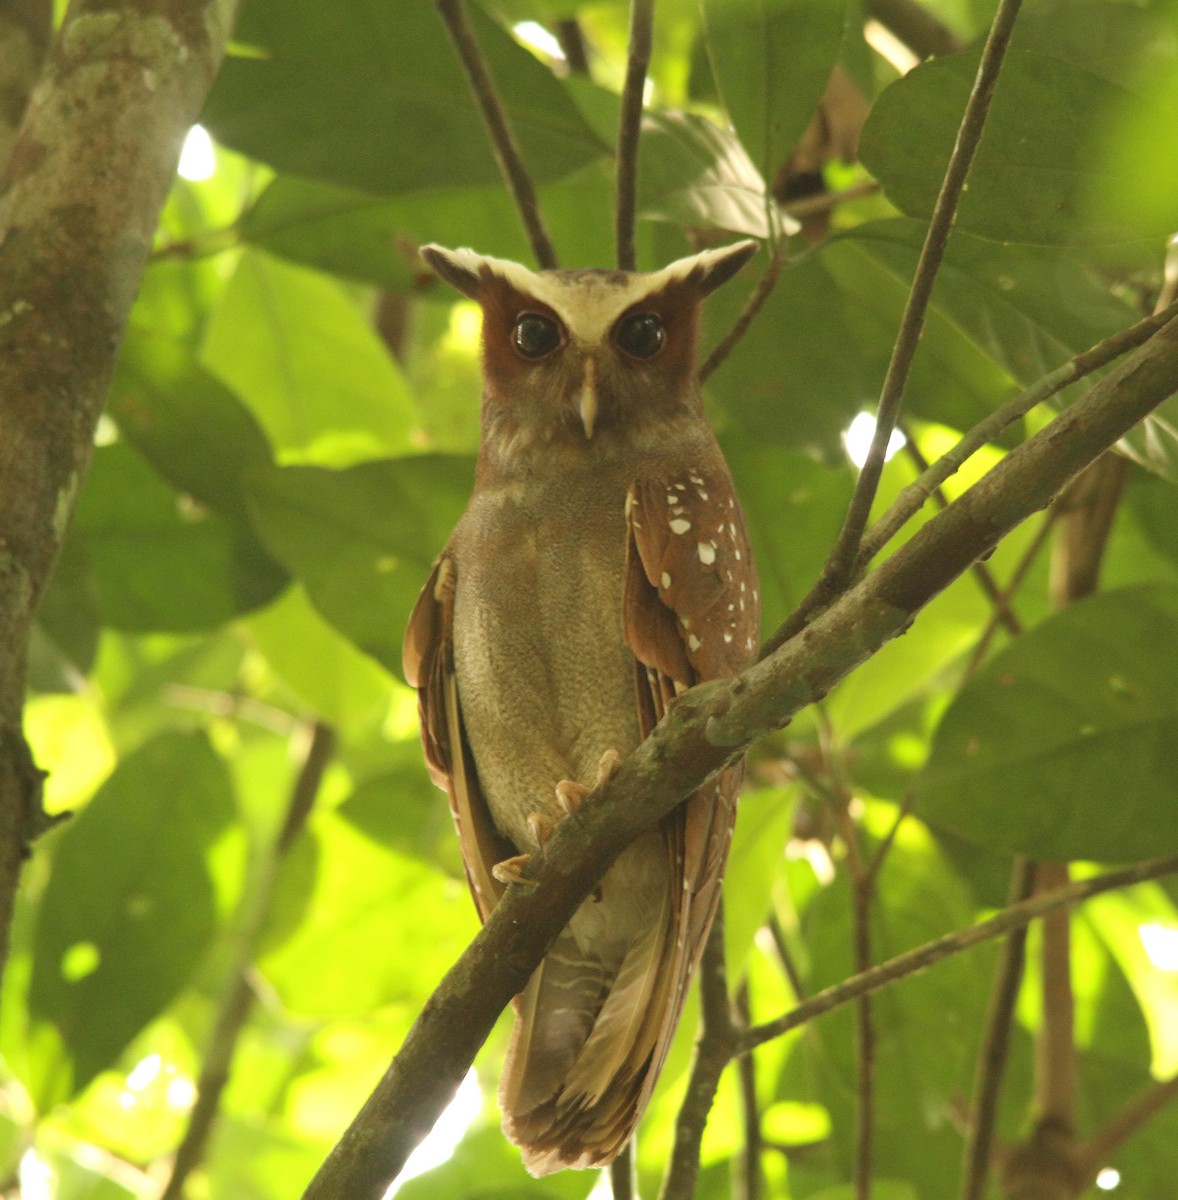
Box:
xmin=734 ymin=983 xmax=763 ymax=1200
xmin=767 ymin=912 xmax=807 ymax=1002
xmin=959 ymin=856 xmax=1037 ymax=1200
xmin=820 ymin=0 xmax=1025 ymax=596
xmin=742 ymin=855 xmax=1178 ymax=1053
xmin=435 ymin=0 xmax=558 ymax=269
xmin=901 ymin=427 xmax=1021 ymax=636
xmin=161 ymin=721 xmax=335 ymax=1200
xmin=699 ymin=242 xmax=785 ymax=383
xmin=1078 ymin=1073 xmax=1178 ymax=1177
xmin=962 ymin=509 xmax=1057 ymax=678
xmin=835 ymin=802 xmax=876 ymax=1200
xmin=660 ymin=904 xmax=738 ymax=1200
xmin=610 ymin=1142 xmax=635 ymax=1200
xmin=554 ymin=18 xmax=591 ymax=76
xmin=1033 ymin=862 xmax=1076 ymax=1130
xmin=615 ymin=0 xmax=654 ymax=270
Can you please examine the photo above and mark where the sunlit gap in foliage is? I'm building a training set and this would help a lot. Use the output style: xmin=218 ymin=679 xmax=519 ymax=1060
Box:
xmin=178 ymin=124 xmax=217 ymax=181
xmin=863 ymin=20 xmax=919 ymax=75
xmin=19 ymin=1148 xmax=53 ymax=1200
xmin=383 ymin=1068 xmax=481 ymax=1196
xmin=512 ymin=20 xmax=566 ymax=64
xmin=120 ymin=1052 xmax=197 ymax=1114
xmin=1139 ymin=922 xmax=1178 ymax=971
xmin=1096 ymin=1167 xmax=1122 ymax=1190
xmin=586 ymin=1172 xmax=613 ymax=1200
xmin=843 ymin=411 xmax=907 ymax=469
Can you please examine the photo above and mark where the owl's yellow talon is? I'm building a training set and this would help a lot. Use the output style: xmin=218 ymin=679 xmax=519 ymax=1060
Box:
xmin=527 ymin=811 xmax=554 ymax=846
xmin=555 ymin=779 xmax=589 ymax=815
xmin=492 ymin=854 xmax=536 ymax=887
xmin=595 ymin=748 xmax=623 ymax=787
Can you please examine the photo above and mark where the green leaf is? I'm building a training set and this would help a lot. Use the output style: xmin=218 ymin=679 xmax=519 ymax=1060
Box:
xmin=829 ymin=220 xmax=1137 ymax=387
xmin=915 ymin=584 xmax=1178 ymax=861
xmin=638 ymin=110 xmax=773 ymax=238
xmin=241 ymin=162 xmax=619 ymax=291
xmin=201 ymin=250 xmax=422 ymax=467
xmin=202 ymin=2 xmax=606 ymax=195
xmin=67 ymin=443 xmax=288 ymax=634
xmin=245 ymin=586 xmax=396 ymax=727
xmin=860 ymin=50 xmax=1131 ymax=244
xmin=705 ymin=254 xmax=864 ymax=456
xmin=700 ymin=0 xmax=848 ymax=181
xmin=259 ymin=812 xmax=477 ymax=1017
xmin=722 ymin=444 xmax=854 ymax=631
xmin=243 ymin=456 xmax=475 ymax=675
xmin=111 ymin=328 xmax=274 ymax=520
xmin=28 ymin=731 xmax=235 ymax=1102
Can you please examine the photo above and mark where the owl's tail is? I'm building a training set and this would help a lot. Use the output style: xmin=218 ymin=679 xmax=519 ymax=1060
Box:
xmin=498 ymin=874 xmax=680 ymax=1175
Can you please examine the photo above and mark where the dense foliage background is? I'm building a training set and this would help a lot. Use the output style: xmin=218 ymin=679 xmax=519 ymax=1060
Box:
xmin=4 ymin=0 xmax=1178 ymax=1197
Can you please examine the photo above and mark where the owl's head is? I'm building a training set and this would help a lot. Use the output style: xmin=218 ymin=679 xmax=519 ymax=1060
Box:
xmin=421 ymin=241 xmax=757 ymax=457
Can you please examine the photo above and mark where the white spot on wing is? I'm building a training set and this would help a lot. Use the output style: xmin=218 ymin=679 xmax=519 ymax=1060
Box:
xmin=670 ymin=518 xmax=691 ymax=535
xmin=661 ymin=572 xmax=671 ymax=589
xmin=688 ymin=634 xmax=702 ymax=651
xmin=697 ymin=542 xmax=716 ymax=565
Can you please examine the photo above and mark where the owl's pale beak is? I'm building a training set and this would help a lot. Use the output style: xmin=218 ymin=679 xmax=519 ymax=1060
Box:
xmin=577 ymin=357 xmax=598 ymax=439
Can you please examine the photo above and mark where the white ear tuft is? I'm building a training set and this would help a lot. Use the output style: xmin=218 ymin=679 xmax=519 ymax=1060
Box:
xmin=420 ymin=245 xmax=488 ymax=299
xmin=656 ymin=240 xmax=759 ymax=297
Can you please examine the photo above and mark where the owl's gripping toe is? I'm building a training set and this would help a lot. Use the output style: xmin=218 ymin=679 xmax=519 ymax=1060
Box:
xmin=492 ymin=854 xmax=536 ymax=887
xmin=555 ymin=749 xmax=623 ymax=815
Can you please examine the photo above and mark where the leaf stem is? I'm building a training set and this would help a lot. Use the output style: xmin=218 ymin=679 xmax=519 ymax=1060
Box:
xmin=615 ymin=0 xmax=655 ymax=270
xmin=435 ymin=0 xmax=558 ymax=269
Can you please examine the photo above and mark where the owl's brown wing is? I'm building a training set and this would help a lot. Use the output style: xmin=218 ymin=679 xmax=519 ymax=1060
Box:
xmin=403 ymin=553 xmax=511 ymax=922
xmin=621 ymin=468 xmax=759 ymax=1111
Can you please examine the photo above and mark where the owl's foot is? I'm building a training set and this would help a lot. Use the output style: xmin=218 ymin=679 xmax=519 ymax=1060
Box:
xmin=555 ymin=749 xmax=623 ymax=816
xmin=492 ymin=853 xmax=536 ymax=888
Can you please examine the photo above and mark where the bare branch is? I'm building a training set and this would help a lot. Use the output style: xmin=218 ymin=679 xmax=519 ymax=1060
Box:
xmin=554 ymin=18 xmax=591 ymax=76
xmin=822 ymin=0 xmax=1025 ymax=596
xmin=959 ymin=856 xmax=1036 ymax=1200
xmin=615 ymin=0 xmax=654 ymax=271
xmin=743 ymin=855 xmax=1178 ymax=1054
xmin=733 ymin=983 xmax=763 ymax=1200
xmin=300 ymin=305 xmax=1178 ymax=1199
xmin=660 ymin=907 xmax=739 ymax=1200
xmin=435 ymin=0 xmax=558 ymax=269
xmin=609 ymin=1142 xmax=635 ymax=1200
xmin=161 ymin=722 xmax=335 ymax=1200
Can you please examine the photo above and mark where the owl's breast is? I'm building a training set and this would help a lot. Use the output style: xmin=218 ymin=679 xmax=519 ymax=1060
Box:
xmin=450 ymin=474 xmax=642 ymax=853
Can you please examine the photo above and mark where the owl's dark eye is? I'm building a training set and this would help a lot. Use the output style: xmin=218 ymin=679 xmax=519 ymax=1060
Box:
xmin=614 ymin=312 xmax=665 ymax=359
xmin=513 ymin=312 xmax=563 ymax=360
